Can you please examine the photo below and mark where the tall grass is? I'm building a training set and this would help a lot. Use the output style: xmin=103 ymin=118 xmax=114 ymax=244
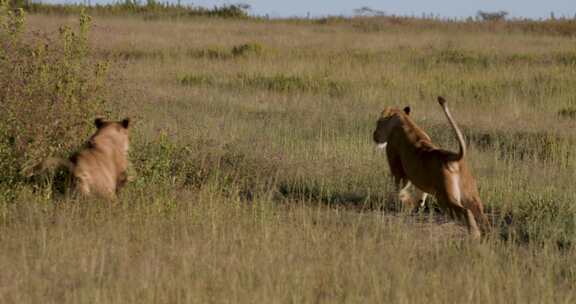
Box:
xmin=0 ymin=7 xmax=575 ymax=303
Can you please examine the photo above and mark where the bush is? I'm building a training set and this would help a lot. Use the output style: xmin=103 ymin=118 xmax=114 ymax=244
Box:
xmin=179 ymin=74 xmax=215 ymax=86
xmin=231 ymin=42 xmax=263 ymax=57
xmin=236 ymin=73 xmax=350 ymax=97
xmin=0 ymin=2 xmax=109 ymax=186
xmin=505 ymin=193 xmax=576 ymax=248
xmin=557 ymin=107 xmax=576 ymax=120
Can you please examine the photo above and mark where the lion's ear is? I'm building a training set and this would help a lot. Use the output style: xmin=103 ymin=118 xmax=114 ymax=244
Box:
xmin=403 ymin=106 xmax=411 ymax=115
xmin=95 ymin=118 xmax=104 ymax=129
xmin=121 ymin=118 xmax=130 ymax=129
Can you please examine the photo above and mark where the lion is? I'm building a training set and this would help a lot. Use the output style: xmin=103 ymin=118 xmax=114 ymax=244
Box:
xmin=373 ymin=97 xmax=489 ymax=239
xmin=377 ymin=106 xmax=430 ymax=210
xmin=35 ymin=118 xmax=132 ymax=200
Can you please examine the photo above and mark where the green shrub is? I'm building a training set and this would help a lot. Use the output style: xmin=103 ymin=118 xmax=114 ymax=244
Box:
xmin=554 ymin=52 xmax=576 ymax=66
xmin=187 ymin=46 xmax=231 ymax=59
xmin=113 ymin=48 xmax=167 ymax=60
xmin=236 ymin=73 xmax=350 ymax=96
xmin=506 ymin=193 xmax=576 ymax=247
xmin=187 ymin=43 xmax=265 ymax=60
xmin=557 ymin=107 xmax=576 ymax=119
xmin=178 ymin=71 xmax=350 ymax=97
xmin=0 ymin=3 xmax=109 ymax=186
xmin=433 ymin=48 xmax=491 ymax=68
xmin=179 ymin=74 xmax=215 ymax=86
xmin=231 ymin=42 xmax=263 ymax=57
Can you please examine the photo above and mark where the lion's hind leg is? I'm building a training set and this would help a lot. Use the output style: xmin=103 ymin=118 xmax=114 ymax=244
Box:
xmin=467 ymin=197 xmax=490 ymax=235
xmin=464 ymin=208 xmax=482 ymax=239
xmin=75 ymin=176 xmax=91 ymax=198
xmin=437 ymin=183 xmax=482 ymax=240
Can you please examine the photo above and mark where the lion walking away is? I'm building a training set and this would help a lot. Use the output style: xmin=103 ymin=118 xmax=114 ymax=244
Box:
xmin=373 ymin=97 xmax=489 ymax=239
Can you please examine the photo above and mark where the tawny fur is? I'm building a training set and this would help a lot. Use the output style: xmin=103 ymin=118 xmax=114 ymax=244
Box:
xmin=38 ymin=118 xmax=131 ymax=200
xmin=373 ymin=97 xmax=489 ymax=238
xmin=378 ymin=106 xmax=429 ymax=209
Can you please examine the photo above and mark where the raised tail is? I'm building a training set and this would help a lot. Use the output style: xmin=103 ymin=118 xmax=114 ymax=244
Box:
xmin=437 ymin=96 xmax=466 ymax=161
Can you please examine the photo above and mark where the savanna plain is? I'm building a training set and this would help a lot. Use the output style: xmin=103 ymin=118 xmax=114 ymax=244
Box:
xmin=1 ymin=8 xmax=576 ymax=303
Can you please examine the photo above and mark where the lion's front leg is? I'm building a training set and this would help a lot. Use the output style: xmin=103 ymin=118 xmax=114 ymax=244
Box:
xmin=398 ymin=179 xmax=429 ymax=212
xmin=388 ymin=176 xmax=414 ymax=211
xmin=414 ymin=188 xmax=428 ymax=208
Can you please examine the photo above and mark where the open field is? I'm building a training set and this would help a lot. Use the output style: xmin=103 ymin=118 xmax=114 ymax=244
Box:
xmin=1 ymin=11 xmax=576 ymax=303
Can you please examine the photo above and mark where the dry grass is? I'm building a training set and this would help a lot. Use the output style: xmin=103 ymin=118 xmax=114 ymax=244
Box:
xmin=0 ymin=13 xmax=575 ymax=303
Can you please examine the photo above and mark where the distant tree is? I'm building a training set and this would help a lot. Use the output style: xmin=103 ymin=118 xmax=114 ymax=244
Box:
xmin=209 ymin=3 xmax=250 ymax=18
xmin=477 ymin=10 xmax=508 ymax=22
xmin=354 ymin=6 xmax=385 ymax=17
xmin=236 ymin=3 xmax=250 ymax=11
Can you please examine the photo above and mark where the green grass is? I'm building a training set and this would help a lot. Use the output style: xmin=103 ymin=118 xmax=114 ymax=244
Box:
xmin=1 ymin=11 xmax=576 ymax=303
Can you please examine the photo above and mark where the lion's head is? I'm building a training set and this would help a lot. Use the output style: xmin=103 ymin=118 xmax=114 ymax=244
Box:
xmin=372 ymin=106 xmax=410 ymax=149
xmin=91 ymin=118 xmax=131 ymax=154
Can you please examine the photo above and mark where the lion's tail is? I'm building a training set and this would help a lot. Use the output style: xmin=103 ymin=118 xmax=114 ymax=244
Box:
xmin=23 ymin=157 xmax=76 ymax=177
xmin=45 ymin=157 xmax=76 ymax=172
xmin=437 ymin=96 xmax=466 ymax=161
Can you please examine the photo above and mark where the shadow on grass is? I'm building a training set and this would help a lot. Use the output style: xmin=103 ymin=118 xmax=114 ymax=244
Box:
xmin=274 ymin=182 xmax=445 ymax=218
xmin=273 ymin=182 xmax=574 ymax=249
xmin=276 ymin=182 xmax=394 ymax=213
